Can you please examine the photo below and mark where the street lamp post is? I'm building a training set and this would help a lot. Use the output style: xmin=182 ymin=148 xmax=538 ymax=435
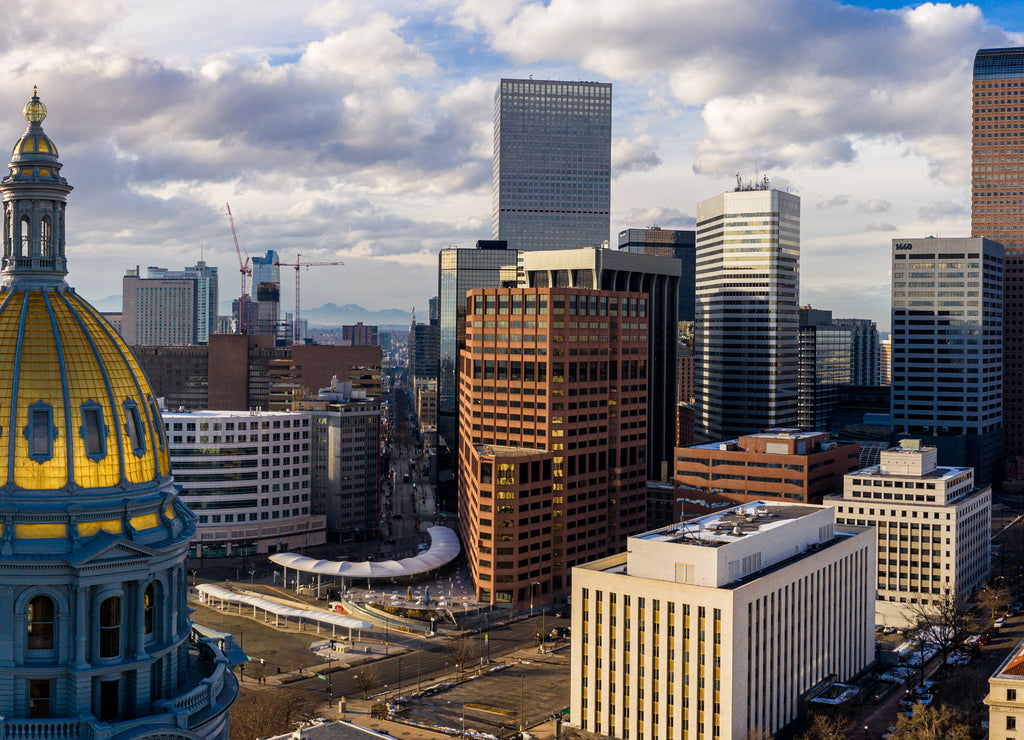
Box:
xmin=520 ymin=673 xmax=525 ymax=732
xmin=530 ymin=581 xmax=540 ymax=618
xmin=398 ymin=656 xmax=402 ymax=698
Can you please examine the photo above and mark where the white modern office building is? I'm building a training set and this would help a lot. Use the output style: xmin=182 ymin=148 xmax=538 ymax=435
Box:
xmin=571 ymin=502 xmax=874 ymax=740
xmin=695 ymin=185 xmax=800 ymax=440
xmin=825 ymin=440 xmax=991 ymax=627
xmin=162 ymin=409 xmax=326 ymax=557
xmin=493 ymin=78 xmax=611 ymax=251
xmin=890 ymin=236 xmax=1003 ymax=487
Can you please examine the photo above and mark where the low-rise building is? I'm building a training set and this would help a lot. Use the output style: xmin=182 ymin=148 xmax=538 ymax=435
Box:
xmin=674 ymin=429 xmax=860 ymax=505
xmin=571 ymin=501 xmax=875 ymax=740
xmin=987 ymin=636 xmax=1024 ymax=740
xmin=825 ymin=440 xmax=991 ymax=626
xmin=163 ymin=409 xmax=326 ymax=556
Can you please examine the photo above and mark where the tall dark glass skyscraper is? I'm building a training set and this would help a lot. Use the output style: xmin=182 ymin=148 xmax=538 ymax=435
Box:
xmin=493 ymin=79 xmax=611 ymax=251
xmin=617 ymin=227 xmax=696 ymax=322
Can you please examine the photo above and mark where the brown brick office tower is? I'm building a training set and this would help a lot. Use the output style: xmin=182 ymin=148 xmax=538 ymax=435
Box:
xmin=972 ymin=49 xmax=1018 ymax=484
xmin=457 ymin=288 xmax=649 ymax=607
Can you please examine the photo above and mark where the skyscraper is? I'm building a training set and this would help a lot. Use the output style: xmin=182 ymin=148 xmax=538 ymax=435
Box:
xmin=617 ymin=226 xmax=697 ymax=322
xmin=122 ymin=266 xmax=197 ymax=346
xmin=890 ymin=236 xmax=1003 ymax=487
xmin=458 ymin=287 xmax=649 ymax=606
xmin=832 ymin=317 xmax=881 ymax=386
xmin=695 ymin=185 xmax=800 ymax=440
xmin=147 ymin=261 xmax=219 ymax=343
xmin=493 ymin=79 xmax=611 ymax=251
xmin=799 ymin=307 xmax=851 ymax=432
xmin=517 ymin=247 xmax=681 ymax=479
xmin=973 ymin=47 xmax=1024 ymax=481
xmin=250 ymin=249 xmax=280 ymax=298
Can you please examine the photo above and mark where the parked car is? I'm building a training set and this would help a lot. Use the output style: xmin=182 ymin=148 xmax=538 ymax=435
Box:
xmin=979 ymin=633 xmax=992 ymax=646
xmin=996 ymin=616 xmax=1008 ymax=628
xmin=916 ymin=693 xmax=935 ymax=707
xmin=881 ymin=726 xmax=898 ymax=740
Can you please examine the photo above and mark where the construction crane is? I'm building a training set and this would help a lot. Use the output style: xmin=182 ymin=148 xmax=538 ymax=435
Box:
xmin=274 ymin=253 xmax=344 ymax=344
xmin=225 ymin=203 xmax=252 ymax=331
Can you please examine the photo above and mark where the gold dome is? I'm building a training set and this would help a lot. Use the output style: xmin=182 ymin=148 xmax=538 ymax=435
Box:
xmin=0 ymin=289 xmax=170 ymax=492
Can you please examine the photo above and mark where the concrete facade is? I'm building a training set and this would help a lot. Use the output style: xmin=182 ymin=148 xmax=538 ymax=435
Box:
xmin=163 ymin=409 xmax=325 ymax=556
xmin=122 ymin=269 xmax=197 ymax=346
xmin=987 ymin=636 xmax=1024 ymax=740
xmin=890 ymin=236 xmax=1003 ymax=487
xmin=824 ymin=441 xmax=991 ymax=626
xmin=571 ymin=502 xmax=875 ymax=740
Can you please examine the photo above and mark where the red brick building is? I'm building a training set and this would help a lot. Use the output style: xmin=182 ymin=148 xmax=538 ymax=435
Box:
xmin=673 ymin=429 xmax=860 ymax=507
xmin=458 ymin=287 xmax=649 ymax=607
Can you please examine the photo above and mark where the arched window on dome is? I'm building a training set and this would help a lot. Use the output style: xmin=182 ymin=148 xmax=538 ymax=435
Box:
xmin=79 ymin=401 xmax=108 ymax=462
xmin=19 ymin=215 xmax=30 ymax=257
xmin=27 ymin=595 xmax=54 ymax=651
xmin=24 ymin=401 xmax=55 ymax=463
xmin=123 ymin=400 xmax=146 ymax=457
xmin=40 ymin=216 xmax=50 ymax=258
xmin=98 ymin=596 xmax=121 ymax=658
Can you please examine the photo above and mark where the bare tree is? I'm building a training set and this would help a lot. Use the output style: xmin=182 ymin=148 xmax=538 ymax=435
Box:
xmin=797 ymin=711 xmax=852 ymax=740
xmin=892 ymin=704 xmax=972 ymax=740
xmin=352 ymin=664 xmax=381 ymax=699
xmin=447 ymin=636 xmax=475 ymax=673
xmin=229 ymin=687 xmax=317 ymax=740
xmin=902 ymin=588 xmax=977 ymax=665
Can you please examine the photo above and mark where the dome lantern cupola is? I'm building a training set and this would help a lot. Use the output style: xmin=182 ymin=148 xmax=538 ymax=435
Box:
xmin=1 ymin=88 xmax=72 ymax=290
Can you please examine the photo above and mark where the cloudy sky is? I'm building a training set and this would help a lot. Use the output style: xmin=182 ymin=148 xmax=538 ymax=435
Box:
xmin=2 ymin=0 xmax=1020 ymax=331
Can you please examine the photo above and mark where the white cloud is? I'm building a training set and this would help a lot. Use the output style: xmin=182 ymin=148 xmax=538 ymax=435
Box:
xmin=857 ymin=199 xmax=891 ymax=213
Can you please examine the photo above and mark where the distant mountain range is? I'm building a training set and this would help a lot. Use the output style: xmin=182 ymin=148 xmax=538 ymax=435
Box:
xmin=85 ymin=295 xmax=412 ymax=328
xmin=301 ymin=303 xmax=413 ymax=327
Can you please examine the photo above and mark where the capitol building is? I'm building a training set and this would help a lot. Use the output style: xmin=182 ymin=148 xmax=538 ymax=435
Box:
xmin=0 ymin=90 xmax=237 ymax=738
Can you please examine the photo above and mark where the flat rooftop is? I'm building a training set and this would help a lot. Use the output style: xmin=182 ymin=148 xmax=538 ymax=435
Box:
xmin=474 ymin=444 xmax=548 ymax=458
xmin=854 ymin=464 xmax=968 ymax=480
xmin=161 ymin=409 xmax=306 ymax=418
xmin=691 ymin=428 xmax=827 ymax=451
xmin=635 ymin=501 xmax=821 ymax=548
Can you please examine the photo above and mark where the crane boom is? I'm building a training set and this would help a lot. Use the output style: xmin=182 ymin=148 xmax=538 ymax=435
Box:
xmin=226 ymin=203 xmax=252 ymax=332
xmin=274 ymin=253 xmax=344 ymax=344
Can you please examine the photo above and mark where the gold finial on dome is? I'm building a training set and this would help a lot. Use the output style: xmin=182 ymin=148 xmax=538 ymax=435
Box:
xmin=24 ymin=87 xmax=46 ymax=124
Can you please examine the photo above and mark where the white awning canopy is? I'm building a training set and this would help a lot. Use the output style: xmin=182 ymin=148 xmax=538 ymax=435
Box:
xmin=196 ymin=583 xmax=372 ymax=630
xmin=268 ymin=526 xmax=460 ymax=579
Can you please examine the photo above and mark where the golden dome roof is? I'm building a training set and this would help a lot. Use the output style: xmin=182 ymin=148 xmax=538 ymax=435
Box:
xmin=0 ymin=289 xmax=170 ymax=493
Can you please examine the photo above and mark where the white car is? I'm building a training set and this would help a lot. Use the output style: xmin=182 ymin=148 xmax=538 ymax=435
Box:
xmin=996 ymin=617 xmax=1008 ymax=629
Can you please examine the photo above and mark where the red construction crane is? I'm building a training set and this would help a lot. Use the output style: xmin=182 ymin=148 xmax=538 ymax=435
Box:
xmin=274 ymin=253 xmax=344 ymax=344
xmin=225 ymin=203 xmax=252 ymax=331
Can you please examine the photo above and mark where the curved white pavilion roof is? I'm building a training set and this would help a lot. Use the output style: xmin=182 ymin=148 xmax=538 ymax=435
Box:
xmin=196 ymin=583 xmax=372 ymax=630
xmin=268 ymin=526 xmax=461 ymax=579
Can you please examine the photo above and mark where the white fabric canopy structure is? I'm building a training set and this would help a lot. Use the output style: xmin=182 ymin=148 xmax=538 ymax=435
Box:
xmin=196 ymin=583 xmax=372 ymax=630
xmin=268 ymin=526 xmax=460 ymax=579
